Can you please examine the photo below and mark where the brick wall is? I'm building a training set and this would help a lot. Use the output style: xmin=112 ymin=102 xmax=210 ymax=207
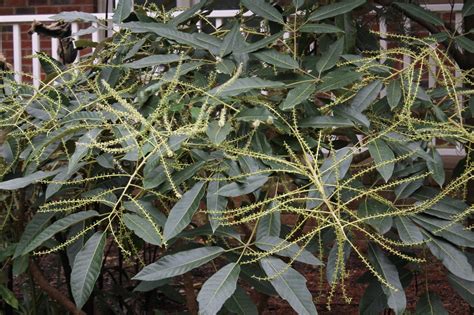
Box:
xmin=0 ymin=0 xmax=97 ymax=76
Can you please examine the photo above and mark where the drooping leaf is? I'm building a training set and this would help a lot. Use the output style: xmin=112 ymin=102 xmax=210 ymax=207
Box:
xmin=394 ymin=2 xmax=444 ymax=26
xmin=415 ymin=291 xmax=448 ymax=315
xmin=394 ymin=217 xmax=424 ymax=244
xmin=133 ymin=246 xmax=224 ymax=281
xmin=367 ymin=138 xmax=395 ymax=183
xmin=113 ymin=0 xmax=133 ymax=23
xmin=209 ymin=78 xmax=284 ymax=97
xmin=206 ymin=174 xmax=228 ymax=232
xmin=23 ymin=211 xmax=99 ymax=255
xmin=387 ymin=79 xmax=402 ymax=109
xmin=51 ymin=11 xmax=98 ymax=22
xmin=300 ymin=23 xmax=344 ymax=34
xmin=124 ymin=54 xmax=188 ymax=69
xmin=0 ymin=285 xmax=18 ymax=309
xmin=254 ymin=50 xmax=300 ymax=69
xmin=241 ymin=0 xmax=284 ymax=24
xmin=159 ymin=161 xmax=205 ymax=193
xmin=326 ymin=241 xmax=351 ymax=284
xmin=316 ymin=38 xmax=344 ymax=74
xmin=68 ymin=129 xmax=101 ymax=175
xmin=220 ymin=23 xmax=241 ymax=57
xmin=359 ymin=280 xmax=388 ymax=315
xmin=447 ymin=273 xmax=474 ymax=307
xmin=235 ymin=107 xmax=275 ymax=122
xmin=260 ymin=257 xmax=318 ymax=315
xmin=309 ymin=0 xmax=366 ymax=21
xmin=163 ymin=181 xmax=206 ymax=241
xmin=197 ymin=263 xmax=240 ymax=315
xmin=280 ymin=83 xmax=316 ymax=110
xmin=463 ymin=1 xmax=474 ymax=17
xmin=317 ymin=70 xmax=362 ymax=92
xmin=123 ymin=213 xmax=161 ymax=246
xmin=14 ymin=212 xmax=55 ymax=258
xmin=413 ymin=215 xmax=474 ymax=248
xmin=207 ymin=121 xmax=232 ymax=145
xmin=235 ymin=31 xmax=284 ymax=54
xmin=170 ymin=0 xmax=208 ymax=26
xmin=427 ymin=149 xmax=445 ymax=187
xmin=368 ymin=244 xmax=406 ymax=315
xmin=255 ymin=236 xmax=322 ymax=266
xmin=71 ymin=232 xmax=106 ymax=309
xmin=256 ymin=201 xmax=281 ymax=239
xmin=0 ymin=170 xmax=61 ymax=190
xmin=358 ymin=198 xmax=393 ymax=234
xmin=350 ymin=80 xmax=383 ymax=112
xmin=425 ymin=234 xmax=474 ymax=281
xmin=218 ymin=175 xmax=269 ymax=197
xmin=223 ymin=286 xmax=258 ymax=315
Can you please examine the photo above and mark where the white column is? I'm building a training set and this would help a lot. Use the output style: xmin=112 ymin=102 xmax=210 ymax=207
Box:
xmin=12 ymin=24 xmax=22 ymax=83
xmin=32 ymin=32 xmax=41 ymax=88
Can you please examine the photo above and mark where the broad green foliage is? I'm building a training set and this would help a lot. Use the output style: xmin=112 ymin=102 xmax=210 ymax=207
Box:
xmin=0 ymin=0 xmax=473 ymax=314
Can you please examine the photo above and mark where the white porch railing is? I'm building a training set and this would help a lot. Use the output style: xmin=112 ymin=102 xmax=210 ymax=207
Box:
xmin=0 ymin=4 xmax=466 ymax=156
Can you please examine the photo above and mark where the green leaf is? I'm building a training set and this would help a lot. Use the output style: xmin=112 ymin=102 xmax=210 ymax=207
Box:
xmin=0 ymin=170 xmax=61 ymax=190
xmin=113 ymin=0 xmax=132 ymax=23
xmin=394 ymin=3 xmax=444 ymax=26
xmin=124 ymin=54 xmax=188 ymax=69
xmin=206 ymin=174 xmax=228 ymax=233
xmin=455 ymin=35 xmax=474 ymax=53
xmin=415 ymin=291 xmax=448 ymax=315
xmin=159 ymin=161 xmax=205 ymax=192
xmin=359 ymin=280 xmax=388 ymax=315
xmin=256 ymin=201 xmax=281 ymax=239
xmin=293 ymin=0 xmax=305 ymax=9
xmin=463 ymin=1 xmax=474 ymax=17
xmin=218 ymin=175 xmax=269 ymax=197
xmin=22 ymin=211 xmax=99 ymax=255
xmin=394 ymin=217 xmax=424 ymax=244
xmin=123 ymin=213 xmax=161 ymax=246
xmin=69 ymin=128 xmax=101 ymax=175
xmin=241 ymin=0 xmax=284 ymax=24
xmin=260 ymin=257 xmax=317 ymax=315
xmin=71 ymin=232 xmax=106 ymax=309
xmin=427 ymin=149 xmax=445 ymax=187
xmin=234 ymin=31 xmax=284 ymax=54
xmin=447 ymin=273 xmax=474 ymax=307
xmin=309 ymin=0 xmax=366 ymax=21
xmin=0 ymin=285 xmax=18 ymax=309
xmin=367 ymin=138 xmax=395 ymax=182
xmin=413 ymin=187 xmax=468 ymax=220
xmin=317 ymin=70 xmax=362 ymax=92
xmin=413 ymin=215 xmax=474 ymax=248
xmin=207 ymin=121 xmax=232 ymax=145
xmin=133 ymin=246 xmax=224 ymax=281
xmin=350 ymin=80 xmax=383 ymax=111
xmin=300 ymin=23 xmax=344 ymax=33
xmin=163 ymin=182 xmax=206 ymax=241
xmin=368 ymin=244 xmax=406 ymax=315
xmin=280 ymin=83 xmax=316 ymax=110
xmin=51 ymin=11 xmax=98 ymax=22
xmin=255 ymin=236 xmax=322 ymax=266
xmin=235 ymin=107 xmax=274 ymax=122
xmin=387 ymin=79 xmax=402 ymax=109
xmin=316 ymin=38 xmax=344 ymax=74
xmin=170 ymin=0 xmax=208 ymax=25
xmin=425 ymin=234 xmax=474 ymax=281
xmin=14 ymin=212 xmax=55 ymax=258
xmin=197 ymin=263 xmax=240 ymax=315
xmin=134 ymin=279 xmax=169 ymax=292
xmin=224 ymin=286 xmax=258 ymax=315
xmin=209 ymin=78 xmax=284 ymax=97
xmin=254 ymin=50 xmax=300 ymax=69
xmin=220 ymin=23 xmax=241 ymax=57
xmin=358 ymin=198 xmax=393 ymax=234
xmin=299 ymin=116 xmax=354 ymax=128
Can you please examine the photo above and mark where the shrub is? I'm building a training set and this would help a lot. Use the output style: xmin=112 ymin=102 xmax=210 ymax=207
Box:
xmin=0 ymin=1 xmax=473 ymax=314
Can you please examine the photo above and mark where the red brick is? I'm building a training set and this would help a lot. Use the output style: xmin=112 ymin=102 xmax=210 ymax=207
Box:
xmin=5 ymin=0 xmax=28 ymax=6
xmin=0 ymin=8 xmax=14 ymax=14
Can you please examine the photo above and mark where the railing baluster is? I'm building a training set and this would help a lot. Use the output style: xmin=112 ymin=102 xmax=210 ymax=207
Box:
xmin=12 ymin=24 xmax=22 ymax=83
xmin=32 ymin=32 xmax=41 ymax=88
xmin=71 ymin=22 xmax=80 ymax=63
xmin=51 ymin=38 xmax=59 ymax=60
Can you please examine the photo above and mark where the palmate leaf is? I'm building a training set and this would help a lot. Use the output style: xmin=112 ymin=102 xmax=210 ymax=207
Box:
xmin=163 ymin=181 xmax=206 ymax=241
xmin=241 ymin=0 xmax=284 ymax=24
xmin=71 ymin=232 xmax=106 ymax=309
xmin=197 ymin=263 xmax=240 ymax=315
xmin=309 ymin=0 xmax=366 ymax=21
xmin=260 ymin=257 xmax=317 ymax=315
xmin=22 ymin=211 xmax=99 ymax=255
xmin=133 ymin=247 xmax=224 ymax=281
xmin=367 ymin=138 xmax=395 ymax=182
xmin=368 ymin=244 xmax=406 ymax=315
